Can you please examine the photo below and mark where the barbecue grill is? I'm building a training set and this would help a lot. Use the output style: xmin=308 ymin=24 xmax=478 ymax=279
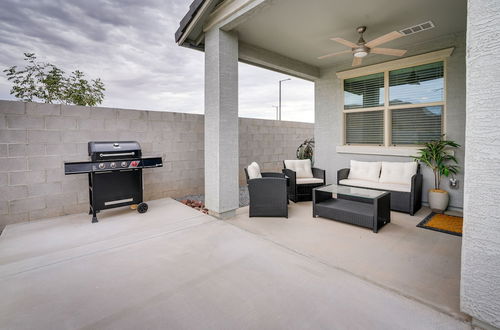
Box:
xmin=64 ymin=141 xmax=163 ymax=223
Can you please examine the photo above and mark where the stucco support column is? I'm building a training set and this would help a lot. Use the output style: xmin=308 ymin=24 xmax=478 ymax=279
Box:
xmin=204 ymin=28 xmax=239 ymax=219
xmin=461 ymin=0 xmax=500 ymax=328
xmin=314 ymin=69 xmax=337 ymax=185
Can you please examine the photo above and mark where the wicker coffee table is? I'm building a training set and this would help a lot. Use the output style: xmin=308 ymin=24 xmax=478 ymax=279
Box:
xmin=313 ymin=184 xmax=391 ymax=233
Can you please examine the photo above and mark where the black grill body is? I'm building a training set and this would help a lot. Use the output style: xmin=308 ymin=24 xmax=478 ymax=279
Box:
xmin=64 ymin=141 xmax=163 ymax=223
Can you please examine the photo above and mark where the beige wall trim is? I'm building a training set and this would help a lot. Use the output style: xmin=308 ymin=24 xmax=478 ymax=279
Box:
xmin=336 ymin=47 xmax=454 ymax=79
xmin=203 ymin=0 xmax=270 ymax=32
xmin=336 ymin=145 xmax=422 ymax=157
xmin=336 ymin=145 xmax=454 ymax=157
xmin=340 ymin=57 xmax=447 ymax=147
xmin=239 ymin=42 xmax=320 ymax=81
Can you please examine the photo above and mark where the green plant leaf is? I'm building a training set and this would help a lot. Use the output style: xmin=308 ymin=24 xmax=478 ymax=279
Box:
xmin=3 ymin=52 xmax=105 ymax=106
xmin=412 ymin=135 xmax=460 ymax=189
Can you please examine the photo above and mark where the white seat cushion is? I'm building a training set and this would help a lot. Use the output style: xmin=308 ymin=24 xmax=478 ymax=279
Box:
xmin=296 ymin=178 xmax=324 ymax=185
xmin=339 ymin=179 xmax=411 ymax=193
xmin=379 ymin=162 xmax=418 ymax=185
xmin=247 ymin=162 xmax=262 ymax=179
xmin=284 ymin=159 xmax=313 ymax=178
xmin=348 ymin=160 xmax=381 ymax=182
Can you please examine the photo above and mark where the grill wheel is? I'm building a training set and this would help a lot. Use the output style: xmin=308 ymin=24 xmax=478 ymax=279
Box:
xmin=137 ymin=202 xmax=148 ymax=214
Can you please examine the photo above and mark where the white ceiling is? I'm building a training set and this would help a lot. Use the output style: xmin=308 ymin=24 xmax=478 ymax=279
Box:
xmin=234 ymin=0 xmax=467 ymax=68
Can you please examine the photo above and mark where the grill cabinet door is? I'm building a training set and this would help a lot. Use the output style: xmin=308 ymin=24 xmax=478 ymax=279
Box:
xmin=91 ymin=169 xmax=142 ymax=210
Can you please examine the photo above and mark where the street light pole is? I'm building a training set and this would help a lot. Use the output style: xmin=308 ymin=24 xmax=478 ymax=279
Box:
xmin=272 ymin=106 xmax=279 ymax=120
xmin=278 ymin=78 xmax=291 ymax=121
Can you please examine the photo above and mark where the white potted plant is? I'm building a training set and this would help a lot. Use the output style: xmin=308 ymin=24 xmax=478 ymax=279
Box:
xmin=413 ymin=137 xmax=460 ymax=213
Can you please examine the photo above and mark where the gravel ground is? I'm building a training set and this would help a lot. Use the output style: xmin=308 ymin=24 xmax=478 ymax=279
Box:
xmin=175 ymin=186 xmax=249 ymax=207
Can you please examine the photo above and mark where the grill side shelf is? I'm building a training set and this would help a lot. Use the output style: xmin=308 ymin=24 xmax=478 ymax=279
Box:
xmin=141 ymin=157 xmax=163 ymax=168
xmin=64 ymin=161 xmax=93 ymax=175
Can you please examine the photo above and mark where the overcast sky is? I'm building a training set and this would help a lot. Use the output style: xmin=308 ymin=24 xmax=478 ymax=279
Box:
xmin=0 ymin=0 xmax=314 ymax=122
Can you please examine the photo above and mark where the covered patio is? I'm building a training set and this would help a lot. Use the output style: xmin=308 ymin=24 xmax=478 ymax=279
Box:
xmin=175 ymin=0 xmax=500 ymax=328
xmin=176 ymin=0 xmax=468 ymax=217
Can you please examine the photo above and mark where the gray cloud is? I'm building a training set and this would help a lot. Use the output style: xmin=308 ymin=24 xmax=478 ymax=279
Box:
xmin=0 ymin=0 xmax=313 ymax=122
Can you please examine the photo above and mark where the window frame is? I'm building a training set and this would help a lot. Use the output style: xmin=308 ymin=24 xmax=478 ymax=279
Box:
xmin=338 ymin=48 xmax=452 ymax=149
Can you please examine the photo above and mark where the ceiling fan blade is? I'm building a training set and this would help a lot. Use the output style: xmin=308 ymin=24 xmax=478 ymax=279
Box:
xmin=317 ymin=49 xmax=352 ymax=60
xmin=371 ymin=48 xmax=407 ymax=56
xmin=352 ymin=57 xmax=363 ymax=66
xmin=365 ymin=31 xmax=403 ymax=48
xmin=330 ymin=37 xmax=358 ymax=48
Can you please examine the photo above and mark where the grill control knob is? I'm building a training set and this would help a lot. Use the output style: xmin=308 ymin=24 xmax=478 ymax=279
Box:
xmin=121 ymin=161 xmax=128 ymax=168
xmin=110 ymin=162 xmax=116 ymax=169
xmin=98 ymin=163 xmax=105 ymax=169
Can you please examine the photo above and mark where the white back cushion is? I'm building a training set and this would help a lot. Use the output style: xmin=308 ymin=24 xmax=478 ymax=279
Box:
xmin=247 ymin=162 xmax=262 ymax=179
xmin=379 ymin=162 xmax=418 ymax=185
xmin=284 ymin=159 xmax=313 ymax=178
xmin=348 ymin=160 xmax=381 ymax=182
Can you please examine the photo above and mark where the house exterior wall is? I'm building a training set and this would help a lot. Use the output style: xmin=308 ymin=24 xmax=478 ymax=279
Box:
xmin=0 ymin=101 xmax=312 ymax=228
xmin=461 ymin=0 xmax=500 ymax=327
xmin=314 ymin=32 xmax=466 ymax=209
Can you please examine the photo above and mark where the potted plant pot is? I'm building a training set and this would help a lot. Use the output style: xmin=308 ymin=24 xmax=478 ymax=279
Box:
xmin=413 ymin=136 xmax=460 ymax=214
xmin=428 ymin=189 xmax=449 ymax=213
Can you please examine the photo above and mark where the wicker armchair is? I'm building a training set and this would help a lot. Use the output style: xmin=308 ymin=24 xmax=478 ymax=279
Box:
xmin=244 ymin=168 xmax=288 ymax=218
xmin=282 ymin=160 xmax=326 ymax=202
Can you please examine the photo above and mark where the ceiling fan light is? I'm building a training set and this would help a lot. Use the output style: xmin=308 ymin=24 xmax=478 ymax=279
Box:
xmin=354 ymin=51 xmax=368 ymax=58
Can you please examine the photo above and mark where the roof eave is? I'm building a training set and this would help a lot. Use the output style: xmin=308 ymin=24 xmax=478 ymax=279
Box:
xmin=175 ymin=0 xmax=211 ymax=47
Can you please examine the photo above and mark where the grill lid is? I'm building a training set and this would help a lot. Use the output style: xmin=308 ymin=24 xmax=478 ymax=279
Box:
xmin=88 ymin=141 xmax=141 ymax=161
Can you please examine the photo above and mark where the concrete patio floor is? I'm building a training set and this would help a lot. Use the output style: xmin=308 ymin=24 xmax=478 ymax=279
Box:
xmin=230 ymin=202 xmax=466 ymax=321
xmin=0 ymin=198 xmax=470 ymax=329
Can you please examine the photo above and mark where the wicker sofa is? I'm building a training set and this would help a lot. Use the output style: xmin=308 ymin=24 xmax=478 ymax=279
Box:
xmin=337 ymin=160 xmax=422 ymax=216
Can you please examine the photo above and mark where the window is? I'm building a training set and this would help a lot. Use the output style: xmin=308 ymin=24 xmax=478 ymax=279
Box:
xmin=389 ymin=62 xmax=444 ymax=105
xmin=345 ymin=111 xmax=384 ymax=145
xmin=344 ymin=73 xmax=384 ymax=109
xmin=391 ymin=106 xmax=442 ymax=144
xmin=343 ymin=61 xmax=445 ymax=146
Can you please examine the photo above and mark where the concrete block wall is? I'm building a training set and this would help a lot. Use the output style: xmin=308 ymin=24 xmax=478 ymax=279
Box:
xmin=0 ymin=101 xmax=312 ymax=228
xmin=239 ymin=118 xmax=313 ymax=184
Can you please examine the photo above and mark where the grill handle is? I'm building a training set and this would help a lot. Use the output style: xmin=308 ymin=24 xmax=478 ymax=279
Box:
xmin=99 ymin=152 xmax=135 ymax=158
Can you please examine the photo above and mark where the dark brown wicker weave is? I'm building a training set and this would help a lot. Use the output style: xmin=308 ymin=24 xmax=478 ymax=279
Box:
xmin=282 ymin=162 xmax=326 ymax=202
xmin=244 ymin=168 xmax=288 ymax=218
xmin=337 ymin=165 xmax=422 ymax=216
xmin=313 ymin=186 xmax=391 ymax=233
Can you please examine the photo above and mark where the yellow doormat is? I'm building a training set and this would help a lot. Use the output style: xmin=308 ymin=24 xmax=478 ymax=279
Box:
xmin=417 ymin=213 xmax=463 ymax=236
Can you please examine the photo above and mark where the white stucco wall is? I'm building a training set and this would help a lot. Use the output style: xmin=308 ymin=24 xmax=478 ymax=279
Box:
xmin=314 ymin=32 xmax=466 ymax=209
xmin=204 ymin=29 xmax=240 ymax=217
xmin=461 ymin=0 xmax=500 ymax=327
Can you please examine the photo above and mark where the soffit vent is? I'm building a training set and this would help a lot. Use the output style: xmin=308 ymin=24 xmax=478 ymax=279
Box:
xmin=399 ymin=21 xmax=435 ymax=36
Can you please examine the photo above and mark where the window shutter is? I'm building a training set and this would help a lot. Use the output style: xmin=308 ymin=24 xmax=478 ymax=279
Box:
xmin=391 ymin=106 xmax=442 ymax=145
xmin=344 ymin=73 xmax=384 ymax=109
xmin=345 ymin=111 xmax=384 ymax=145
xmin=389 ymin=61 xmax=444 ymax=105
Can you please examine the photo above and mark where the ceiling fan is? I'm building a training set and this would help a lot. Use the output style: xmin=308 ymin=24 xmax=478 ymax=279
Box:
xmin=318 ymin=26 xmax=407 ymax=66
